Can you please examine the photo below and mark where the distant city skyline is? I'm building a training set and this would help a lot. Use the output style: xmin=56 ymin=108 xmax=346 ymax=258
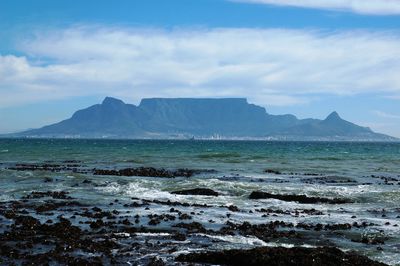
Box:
xmin=1 ymin=0 xmax=400 ymax=137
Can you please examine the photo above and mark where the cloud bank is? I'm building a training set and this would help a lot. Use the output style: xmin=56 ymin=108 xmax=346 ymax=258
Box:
xmin=373 ymin=110 xmax=400 ymax=119
xmin=231 ymin=0 xmax=400 ymax=15
xmin=1 ymin=26 xmax=400 ymax=108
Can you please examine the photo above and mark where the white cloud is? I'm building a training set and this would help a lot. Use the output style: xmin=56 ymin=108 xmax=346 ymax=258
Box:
xmin=372 ymin=110 xmax=400 ymax=119
xmin=231 ymin=0 xmax=400 ymax=15
xmin=357 ymin=121 xmax=400 ymax=137
xmin=1 ymin=26 xmax=400 ymax=108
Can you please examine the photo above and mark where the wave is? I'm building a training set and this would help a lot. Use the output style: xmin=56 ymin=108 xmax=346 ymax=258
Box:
xmin=196 ymin=234 xmax=267 ymax=246
xmin=197 ymin=152 xmax=242 ymax=159
xmin=310 ymin=157 xmax=343 ymax=161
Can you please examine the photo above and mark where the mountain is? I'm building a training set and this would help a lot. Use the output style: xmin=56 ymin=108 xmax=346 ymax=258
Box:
xmin=8 ymin=97 xmax=397 ymax=141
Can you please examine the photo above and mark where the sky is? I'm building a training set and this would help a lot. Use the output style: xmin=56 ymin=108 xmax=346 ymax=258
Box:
xmin=0 ymin=0 xmax=400 ymax=137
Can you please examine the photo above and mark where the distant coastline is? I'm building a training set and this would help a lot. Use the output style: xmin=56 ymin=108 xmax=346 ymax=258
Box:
xmin=4 ymin=97 xmax=398 ymax=141
xmin=1 ymin=136 xmax=399 ymax=142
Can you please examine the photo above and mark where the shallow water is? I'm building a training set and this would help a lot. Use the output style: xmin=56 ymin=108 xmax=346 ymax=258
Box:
xmin=1 ymin=139 xmax=400 ymax=265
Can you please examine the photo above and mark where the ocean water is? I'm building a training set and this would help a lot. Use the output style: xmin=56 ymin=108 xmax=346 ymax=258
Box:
xmin=1 ymin=139 xmax=400 ymax=264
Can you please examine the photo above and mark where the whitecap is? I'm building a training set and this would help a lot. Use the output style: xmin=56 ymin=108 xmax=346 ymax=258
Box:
xmin=171 ymin=248 xmax=206 ymax=256
xmin=196 ymin=234 xmax=267 ymax=246
xmin=134 ymin=232 xmax=171 ymax=237
xmin=114 ymin=232 xmax=131 ymax=237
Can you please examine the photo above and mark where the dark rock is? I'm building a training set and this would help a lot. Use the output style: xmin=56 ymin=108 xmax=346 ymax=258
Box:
xmin=171 ymin=188 xmax=219 ymax=196
xmin=148 ymin=219 xmax=161 ymax=226
xmin=92 ymin=207 xmax=102 ymax=212
xmin=227 ymin=205 xmax=239 ymax=212
xmin=34 ymin=200 xmax=82 ymax=213
xmin=264 ymin=169 xmax=282 ymax=175
xmin=176 ymin=246 xmax=386 ymax=266
xmin=173 ymin=222 xmax=206 ymax=233
xmin=90 ymin=219 xmax=105 ymax=229
xmin=93 ymin=167 xmax=196 ymax=178
xmin=249 ymin=191 xmax=351 ymax=204
xmin=172 ymin=233 xmax=187 ymax=241
xmin=23 ymin=191 xmax=73 ymax=200
xmin=14 ymin=215 xmax=41 ymax=230
xmin=219 ymin=221 xmax=299 ymax=242
xmin=121 ymin=218 xmax=131 ymax=225
xmin=178 ymin=213 xmax=192 ymax=220
xmin=147 ymin=257 xmax=166 ymax=266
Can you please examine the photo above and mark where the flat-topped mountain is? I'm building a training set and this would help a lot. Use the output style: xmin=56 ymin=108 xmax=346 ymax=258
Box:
xmin=10 ymin=97 xmax=397 ymax=141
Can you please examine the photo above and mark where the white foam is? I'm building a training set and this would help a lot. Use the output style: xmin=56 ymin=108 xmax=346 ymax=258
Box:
xmin=114 ymin=232 xmax=131 ymax=237
xmin=171 ymin=248 xmax=205 ymax=256
xmin=195 ymin=234 xmax=317 ymax=249
xmin=134 ymin=232 xmax=171 ymax=237
xmin=196 ymin=234 xmax=267 ymax=246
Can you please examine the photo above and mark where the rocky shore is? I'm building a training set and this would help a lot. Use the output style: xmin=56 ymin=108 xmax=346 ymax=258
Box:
xmin=177 ymin=246 xmax=386 ymax=266
xmin=0 ymin=188 xmax=390 ymax=265
xmin=1 ymin=161 xmax=398 ymax=265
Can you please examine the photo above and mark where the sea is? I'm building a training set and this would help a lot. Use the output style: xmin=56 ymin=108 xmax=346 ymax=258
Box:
xmin=1 ymin=139 xmax=400 ymax=265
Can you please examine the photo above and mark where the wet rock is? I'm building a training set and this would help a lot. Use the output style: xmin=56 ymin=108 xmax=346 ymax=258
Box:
xmin=7 ymin=162 xmax=86 ymax=174
xmin=93 ymin=167 xmax=196 ymax=178
xmin=228 ymin=205 xmax=239 ymax=212
xmin=121 ymin=218 xmax=131 ymax=225
xmin=171 ymin=188 xmax=219 ymax=196
xmin=90 ymin=219 xmax=105 ymax=229
xmin=44 ymin=177 xmax=53 ymax=183
xmin=14 ymin=215 xmax=41 ymax=230
xmin=256 ymin=208 xmax=324 ymax=216
xmin=178 ymin=213 xmax=192 ymax=220
xmin=249 ymin=191 xmax=351 ymax=204
xmin=23 ymin=191 xmax=73 ymax=200
xmin=264 ymin=169 xmax=282 ymax=175
xmin=176 ymin=246 xmax=386 ymax=266
xmin=324 ymin=223 xmax=352 ymax=231
xmin=149 ymin=219 xmax=161 ymax=226
xmin=92 ymin=207 xmax=102 ymax=212
xmin=3 ymin=210 xmax=18 ymax=219
xmin=147 ymin=256 xmax=166 ymax=266
xmin=173 ymin=222 xmax=206 ymax=233
xmin=172 ymin=233 xmax=187 ymax=241
xmin=34 ymin=200 xmax=82 ymax=213
xmin=360 ymin=236 xmax=386 ymax=245
xmin=148 ymin=199 xmax=210 ymax=208
xmin=301 ymin=176 xmax=357 ymax=185
xmin=220 ymin=221 xmax=299 ymax=241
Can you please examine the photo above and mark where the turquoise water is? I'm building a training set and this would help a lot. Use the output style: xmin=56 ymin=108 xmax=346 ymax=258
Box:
xmin=1 ymin=139 xmax=400 ymax=264
xmin=1 ymin=139 xmax=400 ymax=176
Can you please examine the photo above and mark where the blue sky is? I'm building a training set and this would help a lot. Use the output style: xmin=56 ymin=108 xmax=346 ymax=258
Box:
xmin=1 ymin=0 xmax=400 ymax=137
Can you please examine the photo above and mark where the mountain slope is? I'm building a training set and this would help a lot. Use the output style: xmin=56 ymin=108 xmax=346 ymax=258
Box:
xmin=281 ymin=112 xmax=375 ymax=137
xmin=138 ymin=98 xmax=271 ymax=136
xmin=10 ymin=97 xmax=397 ymax=141
xmin=20 ymin=97 xmax=146 ymax=137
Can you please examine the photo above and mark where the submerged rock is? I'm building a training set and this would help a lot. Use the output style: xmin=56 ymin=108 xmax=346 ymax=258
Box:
xmin=176 ymin=246 xmax=387 ymax=266
xmin=0 ymin=189 xmax=390 ymax=265
xmin=171 ymin=188 xmax=219 ymax=196
xmin=173 ymin=222 xmax=207 ymax=233
xmin=264 ymin=169 xmax=282 ymax=175
xmin=23 ymin=191 xmax=72 ymax=200
xmin=249 ymin=191 xmax=351 ymax=204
